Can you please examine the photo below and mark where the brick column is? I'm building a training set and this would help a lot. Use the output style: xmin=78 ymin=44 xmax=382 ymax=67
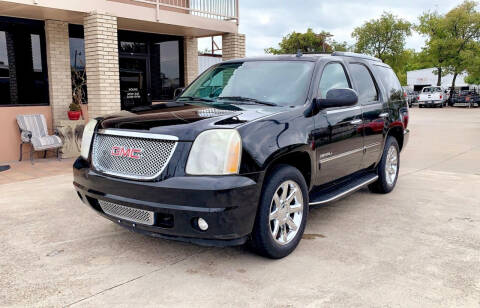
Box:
xmin=183 ymin=37 xmax=198 ymax=86
xmin=222 ymin=33 xmax=245 ymax=61
xmin=45 ymin=20 xmax=72 ymax=126
xmin=84 ymin=12 xmax=120 ymax=119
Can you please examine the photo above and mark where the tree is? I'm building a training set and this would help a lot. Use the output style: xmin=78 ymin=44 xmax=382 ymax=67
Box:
xmin=265 ymin=28 xmax=333 ymax=54
xmin=465 ymin=48 xmax=480 ymax=85
xmin=330 ymin=40 xmax=351 ymax=52
xmin=352 ymin=12 xmax=412 ymax=62
xmin=442 ymin=1 xmax=480 ymax=92
xmin=416 ymin=12 xmax=451 ymax=86
xmin=464 ymin=43 xmax=480 ymax=84
xmin=384 ymin=49 xmax=429 ymax=85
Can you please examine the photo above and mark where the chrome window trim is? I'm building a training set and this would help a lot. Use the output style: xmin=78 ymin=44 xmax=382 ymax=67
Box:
xmin=325 ymin=106 xmax=361 ymax=114
xmin=92 ymin=130 xmax=178 ymax=181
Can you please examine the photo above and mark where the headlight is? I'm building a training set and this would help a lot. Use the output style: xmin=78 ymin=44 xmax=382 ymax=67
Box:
xmin=80 ymin=119 xmax=98 ymax=159
xmin=186 ymin=129 xmax=242 ymax=175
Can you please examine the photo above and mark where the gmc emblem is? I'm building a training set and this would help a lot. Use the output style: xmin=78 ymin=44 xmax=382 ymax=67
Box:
xmin=111 ymin=146 xmax=143 ymax=159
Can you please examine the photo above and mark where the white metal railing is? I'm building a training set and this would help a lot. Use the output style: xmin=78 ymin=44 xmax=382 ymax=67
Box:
xmin=129 ymin=0 xmax=239 ymax=23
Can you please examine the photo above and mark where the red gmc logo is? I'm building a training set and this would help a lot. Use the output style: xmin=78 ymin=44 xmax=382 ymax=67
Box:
xmin=111 ymin=146 xmax=143 ymax=159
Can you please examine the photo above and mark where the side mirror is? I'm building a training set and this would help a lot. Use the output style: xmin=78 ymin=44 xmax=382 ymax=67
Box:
xmin=317 ymin=88 xmax=358 ymax=109
xmin=173 ymin=87 xmax=185 ymax=98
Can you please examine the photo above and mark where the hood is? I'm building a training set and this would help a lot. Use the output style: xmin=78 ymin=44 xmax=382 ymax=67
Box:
xmin=98 ymin=102 xmax=286 ymax=141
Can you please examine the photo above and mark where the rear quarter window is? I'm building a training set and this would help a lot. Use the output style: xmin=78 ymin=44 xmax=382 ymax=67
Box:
xmin=374 ymin=65 xmax=403 ymax=101
xmin=349 ymin=63 xmax=378 ymax=104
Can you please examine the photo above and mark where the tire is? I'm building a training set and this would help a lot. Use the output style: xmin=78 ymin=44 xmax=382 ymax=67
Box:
xmin=249 ymin=164 xmax=308 ymax=259
xmin=368 ymin=136 xmax=400 ymax=194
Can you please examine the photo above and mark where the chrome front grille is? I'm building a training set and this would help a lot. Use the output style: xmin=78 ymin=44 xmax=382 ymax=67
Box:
xmin=91 ymin=130 xmax=178 ymax=180
xmin=99 ymin=200 xmax=154 ymax=226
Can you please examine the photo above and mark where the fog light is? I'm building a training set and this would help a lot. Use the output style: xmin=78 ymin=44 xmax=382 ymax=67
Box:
xmin=197 ymin=218 xmax=209 ymax=231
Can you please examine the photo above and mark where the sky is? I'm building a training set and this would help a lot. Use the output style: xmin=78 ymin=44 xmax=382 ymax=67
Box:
xmin=199 ymin=0 xmax=462 ymax=56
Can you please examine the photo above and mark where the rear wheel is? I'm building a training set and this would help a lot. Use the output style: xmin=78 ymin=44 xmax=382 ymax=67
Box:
xmin=369 ymin=136 xmax=400 ymax=194
xmin=249 ymin=164 xmax=308 ymax=259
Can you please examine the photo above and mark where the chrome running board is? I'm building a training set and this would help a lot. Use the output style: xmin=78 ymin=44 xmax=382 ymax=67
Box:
xmin=309 ymin=173 xmax=378 ymax=206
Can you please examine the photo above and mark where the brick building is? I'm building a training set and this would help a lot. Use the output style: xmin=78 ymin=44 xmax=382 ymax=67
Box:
xmin=0 ymin=0 xmax=245 ymax=162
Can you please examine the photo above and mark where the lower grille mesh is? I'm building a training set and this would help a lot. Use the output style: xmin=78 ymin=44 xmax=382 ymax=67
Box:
xmin=99 ymin=200 xmax=154 ymax=226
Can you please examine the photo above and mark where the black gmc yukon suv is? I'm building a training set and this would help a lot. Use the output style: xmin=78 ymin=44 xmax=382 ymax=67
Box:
xmin=74 ymin=52 xmax=409 ymax=258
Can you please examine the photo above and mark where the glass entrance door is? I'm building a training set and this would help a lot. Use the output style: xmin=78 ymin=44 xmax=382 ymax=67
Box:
xmin=118 ymin=31 xmax=183 ymax=108
xmin=119 ymin=57 xmax=150 ymax=110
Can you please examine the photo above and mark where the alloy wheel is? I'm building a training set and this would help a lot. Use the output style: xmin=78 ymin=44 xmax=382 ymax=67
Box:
xmin=385 ymin=146 xmax=398 ymax=186
xmin=269 ymin=180 xmax=303 ymax=245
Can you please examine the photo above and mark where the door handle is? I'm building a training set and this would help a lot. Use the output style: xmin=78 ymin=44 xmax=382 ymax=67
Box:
xmin=350 ymin=119 xmax=363 ymax=125
xmin=379 ymin=112 xmax=389 ymax=118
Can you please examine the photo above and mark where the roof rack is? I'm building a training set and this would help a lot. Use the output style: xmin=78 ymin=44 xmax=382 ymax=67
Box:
xmin=331 ymin=51 xmax=383 ymax=62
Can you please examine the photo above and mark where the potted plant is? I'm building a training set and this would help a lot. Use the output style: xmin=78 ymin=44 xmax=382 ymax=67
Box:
xmin=68 ymin=102 xmax=82 ymax=120
xmin=70 ymin=56 xmax=87 ymax=120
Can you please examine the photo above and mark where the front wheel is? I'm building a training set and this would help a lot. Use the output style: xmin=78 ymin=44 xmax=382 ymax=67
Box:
xmin=369 ymin=136 xmax=400 ymax=194
xmin=249 ymin=164 xmax=308 ymax=259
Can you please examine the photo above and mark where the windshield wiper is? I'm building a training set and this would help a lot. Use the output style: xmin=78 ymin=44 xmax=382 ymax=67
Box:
xmin=177 ymin=96 xmax=215 ymax=102
xmin=217 ymin=96 xmax=277 ymax=106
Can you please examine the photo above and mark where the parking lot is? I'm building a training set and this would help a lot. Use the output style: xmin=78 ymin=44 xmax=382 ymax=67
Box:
xmin=1 ymin=107 xmax=479 ymax=307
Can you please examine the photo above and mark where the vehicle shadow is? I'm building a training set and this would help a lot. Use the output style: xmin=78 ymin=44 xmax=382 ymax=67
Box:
xmin=105 ymin=188 xmax=373 ymax=263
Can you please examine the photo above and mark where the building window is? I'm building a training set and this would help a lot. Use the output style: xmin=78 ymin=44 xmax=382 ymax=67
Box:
xmin=31 ymin=34 xmax=43 ymax=72
xmin=64 ymin=27 xmax=184 ymax=110
xmin=0 ymin=17 xmax=49 ymax=106
xmin=69 ymin=24 xmax=87 ymax=104
xmin=155 ymin=40 xmax=181 ymax=100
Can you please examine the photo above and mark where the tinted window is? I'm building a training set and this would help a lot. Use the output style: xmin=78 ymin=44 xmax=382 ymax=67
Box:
xmin=0 ymin=17 xmax=49 ymax=106
xmin=154 ymin=40 xmax=181 ymax=100
xmin=374 ymin=65 xmax=403 ymax=101
xmin=119 ymin=29 xmax=184 ymax=101
xmin=318 ymin=62 xmax=350 ymax=98
xmin=120 ymin=41 xmax=147 ymax=54
xmin=349 ymin=63 xmax=378 ymax=103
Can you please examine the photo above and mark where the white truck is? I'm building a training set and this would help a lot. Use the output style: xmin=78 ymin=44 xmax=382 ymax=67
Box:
xmin=417 ymin=86 xmax=446 ymax=108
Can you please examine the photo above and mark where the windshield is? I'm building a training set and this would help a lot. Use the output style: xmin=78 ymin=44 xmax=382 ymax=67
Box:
xmin=178 ymin=61 xmax=315 ymax=106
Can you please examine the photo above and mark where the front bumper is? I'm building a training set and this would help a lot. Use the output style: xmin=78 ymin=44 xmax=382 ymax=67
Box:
xmin=73 ymin=158 xmax=262 ymax=246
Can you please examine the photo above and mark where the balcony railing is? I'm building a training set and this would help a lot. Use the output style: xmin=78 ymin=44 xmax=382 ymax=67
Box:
xmin=130 ymin=0 xmax=239 ymax=24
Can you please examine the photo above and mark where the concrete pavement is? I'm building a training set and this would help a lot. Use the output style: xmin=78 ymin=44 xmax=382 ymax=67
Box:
xmin=1 ymin=108 xmax=479 ymax=307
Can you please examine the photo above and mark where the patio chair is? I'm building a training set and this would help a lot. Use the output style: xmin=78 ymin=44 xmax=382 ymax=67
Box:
xmin=16 ymin=114 xmax=63 ymax=164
